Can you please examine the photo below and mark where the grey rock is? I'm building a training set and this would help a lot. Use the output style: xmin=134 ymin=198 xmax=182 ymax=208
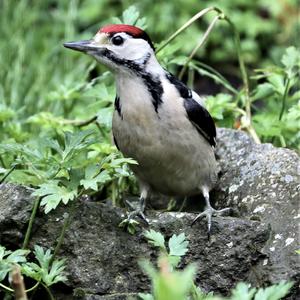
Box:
xmin=0 ymin=183 xmax=35 ymax=246
xmin=0 ymin=128 xmax=299 ymax=299
xmin=215 ymin=128 xmax=300 ymax=294
xmin=0 ymin=188 xmax=270 ymax=299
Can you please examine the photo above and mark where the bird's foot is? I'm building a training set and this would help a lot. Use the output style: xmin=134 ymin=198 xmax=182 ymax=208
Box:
xmin=191 ymin=206 xmax=231 ymax=239
xmin=125 ymin=199 xmax=149 ymax=225
xmin=119 ymin=199 xmax=149 ymax=234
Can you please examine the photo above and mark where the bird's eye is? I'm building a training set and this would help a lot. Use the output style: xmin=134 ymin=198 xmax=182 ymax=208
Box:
xmin=111 ymin=35 xmax=124 ymax=46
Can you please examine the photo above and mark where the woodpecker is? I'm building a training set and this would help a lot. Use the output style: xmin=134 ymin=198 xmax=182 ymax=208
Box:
xmin=64 ymin=24 xmax=230 ymax=235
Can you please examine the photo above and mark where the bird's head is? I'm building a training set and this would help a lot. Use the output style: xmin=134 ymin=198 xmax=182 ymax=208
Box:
xmin=64 ymin=24 xmax=156 ymax=73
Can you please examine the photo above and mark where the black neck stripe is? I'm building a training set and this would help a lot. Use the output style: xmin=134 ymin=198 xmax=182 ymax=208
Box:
xmin=103 ymin=49 xmax=163 ymax=113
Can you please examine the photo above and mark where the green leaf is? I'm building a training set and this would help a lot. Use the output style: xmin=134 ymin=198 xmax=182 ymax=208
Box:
xmin=268 ymin=74 xmax=285 ymax=95
xmin=281 ymin=46 xmax=300 ymax=79
xmin=94 ymin=170 xmax=111 ymax=184
xmin=122 ymin=6 xmax=139 ymax=25
xmin=33 ymin=181 xmax=77 ymax=213
xmin=120 ymin=6 xmax=147 ymax=29
xmin=80 ymin=166 xmax=111 ymax=191
xmin=34 ymin=245 xmax=52 ymax=271
xmin=22 ymin=262 xmax=42 ymax=281
xmin=252 ymin=83 xmax=275 ymax=101
xmin=254 ymin=281 xmax=293 ymax=300
xmin=0 ymin=246 xmax=29 ymax=282
xmin=96 ymin=107 xmax=113 ymax=128
xmin=0 ymin=167 xmax=8 ymax=175
xmin=62 ymin=130 xmax=95 ymax=162
xmin=109 ymin=157 xmax=138 ymax=167
xmin=231 ymin=282 xmax=256 ymax=300
xmin=43 ymin=259 xmax=67 ymax=286
xmin=0 ymin=105 xmax=15 ymax=122
xmin=28 ymin=245 xmax=67 ymax=286
xmin=168 ymin=233 xmax=189 ymax=256
xmin=6 ymin=249 xmax=30 ymax=264
xmin=0 ymin=246 xmax=8 ymax=260
xmin=119 ymin=219 xmax=139 ymax=235
xmin=190 ymin=285 xmax=215 ymax=300
xmin=205 ymin=94 xmax=237 ymax=123
xmin=253 ymin=114 xmax=283 ymax=137
xmin=0 ymin=263 xmax=11 ymax=282
xmin=138 ymin=293 xmax=154 ymax=300
xmin=144 ymin=230 xmax=166 ymax=251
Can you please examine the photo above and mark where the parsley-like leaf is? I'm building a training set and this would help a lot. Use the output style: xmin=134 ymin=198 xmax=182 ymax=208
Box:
xmin=80 ymin=165 xmax=111 ymax=191
xmin=144 ymin=230 xmax=166 ymax=251
xmin=22 ymin=245 xmax=67 ymax=286
xmin=33 ymin=181 xmax=77 ymax=213
xmin=168 ymin=233 xmax=189 ymax=256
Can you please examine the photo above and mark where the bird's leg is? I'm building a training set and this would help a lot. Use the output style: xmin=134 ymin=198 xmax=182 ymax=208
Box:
xmin=191 ymin=188 xmax=231 ymax=239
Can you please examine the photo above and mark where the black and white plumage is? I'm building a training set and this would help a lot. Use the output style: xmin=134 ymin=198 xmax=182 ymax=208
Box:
xmin=64 ymin=24 xmax=230 ymax=235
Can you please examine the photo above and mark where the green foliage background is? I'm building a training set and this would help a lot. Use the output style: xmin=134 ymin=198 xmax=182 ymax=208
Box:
xmin=0 ymin=0 xmax=299 ymax=199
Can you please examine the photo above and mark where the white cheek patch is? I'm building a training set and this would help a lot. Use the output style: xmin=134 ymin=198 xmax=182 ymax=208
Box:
xmin=115 ymin=39 xmax=151 ymax=61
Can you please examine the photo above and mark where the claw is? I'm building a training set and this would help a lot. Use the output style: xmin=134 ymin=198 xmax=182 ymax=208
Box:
xmin=125 ymin=199 xmax=136 ymax=210
xmin=191 ymin=188 xmax=231 ymax=239
xmin=127 ymin=208 xmax=149 ymax=225
xmin=191 ymin=211 xmax=206 ymax=226
xmin=191 ymin=206 xmax=231 ymax=238
xmin=122 ymin=197 xmax=149 ymax=228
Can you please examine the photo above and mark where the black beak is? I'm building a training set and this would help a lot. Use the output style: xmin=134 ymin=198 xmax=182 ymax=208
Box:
xmin=63 ymin=40 xmax=98 ymax=52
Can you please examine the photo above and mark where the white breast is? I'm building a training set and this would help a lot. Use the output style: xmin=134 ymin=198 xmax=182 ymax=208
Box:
xmin=112 ymin=74 xmax=218 ymax=196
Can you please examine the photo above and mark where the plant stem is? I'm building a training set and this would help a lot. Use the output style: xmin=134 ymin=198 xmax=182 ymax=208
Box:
xmin=41 ymin=283 xmax=55 ymax=300
xmin=279 ymin=77 xmax=290 ymax=121
xmin=222 ymin=16 xmax=251 ymax=118
xmin=220 ymin=15 xmax=261 ymax=143
xmin=111 ymin=180 xmax=116 ymax=206
xmin=279 ymin=135 xmax=286 ymax=147
xmin=179 ymin=15 xmax=221 ymax=80
xmin=156 ymin=7 xmax=220 ymax=53
xmin=95 ymin=121 xmax=107 ymax=137
xmin=77 ymin=115 xmax=98 ymax=127
xmin=49 ymin=190 xmax=83 ymax=265
xmin=0 ymin=282 xmax=14 ymax=292
xmin=22 ymin=197 xmax=41 ymax=249
xmin=61 ymin=115 xmax=97 ymax=127
xmin=50 ymin=214 xmax=70 ymax=265
xmin=246 ymin=126 xmax=261 ymax=144
xmin=25 ymin=281 xmax=40 ymax=293
xmin=187 ymin=68 xmax=195 ymax=89
xmin=271 ymin=77 xmax=289 ymax=144
xmin=0 ymin=275 xmax=39 ymax=294
xmin=0 ymin=165 xmax=16 ymax=184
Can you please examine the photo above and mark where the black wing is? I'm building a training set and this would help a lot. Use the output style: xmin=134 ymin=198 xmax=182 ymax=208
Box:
xmin=166 ymin=73 xmax=216 ymax=147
